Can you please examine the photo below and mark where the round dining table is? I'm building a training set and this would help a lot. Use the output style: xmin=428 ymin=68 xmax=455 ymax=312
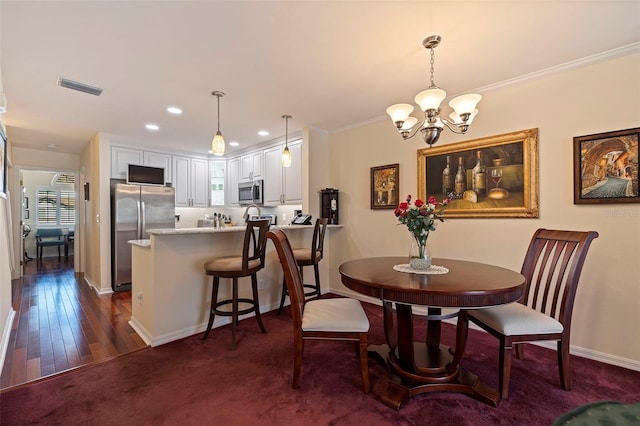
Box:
xmin=339 ymin=257 xmax=525 ymax=410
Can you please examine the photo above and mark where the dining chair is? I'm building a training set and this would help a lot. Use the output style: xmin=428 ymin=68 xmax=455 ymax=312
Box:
xmin=277 ymin=218 xmax=328 ymax=314
xmin=267 ymin=229 xmax=371 ymax=393
xmin=465 ymin=228 xmax=598 ymax=399
xmin=35 ymin=228 xmax=67 ymax=260
xmin=202 ymin=219 xmax=271 ymax=350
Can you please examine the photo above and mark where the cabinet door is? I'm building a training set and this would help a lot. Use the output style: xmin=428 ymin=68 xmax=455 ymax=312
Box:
xmin=240 ymin=151 xmax=264 ymax=181
xmin=172 ymin=156 xmax=190 ymax=206
xmin=143 ymin=151 xmax=172 ymax=183
xmin=251 ymin=151 xmax=263 ymax=179
xmin=240 ymin=155 xmax=253 ymax=181
xmin=111 ymin=147 xmax=143 ymax=179
xmin=228 ymin=158 xmax=240 ymax=205
xmin=190 ymin=158 xmax=209 ymax=207
xmin=263 ymin=145 xmax=284 ymax=206
xmin=283 ymin=141 xmax=302 ymax=204
xmin=209 ymin=160 xmax=225 ymax=206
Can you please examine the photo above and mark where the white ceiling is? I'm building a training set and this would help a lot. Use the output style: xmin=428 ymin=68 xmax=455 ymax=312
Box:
xmin=1 ymin=1 xmax=639 ymax=156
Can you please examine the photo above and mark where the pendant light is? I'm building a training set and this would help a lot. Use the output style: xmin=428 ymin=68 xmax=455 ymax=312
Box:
xmin=281 ymin=114 xmax=292 ymax=167
xmin=211 ymin=91 xmax=225 ymax=156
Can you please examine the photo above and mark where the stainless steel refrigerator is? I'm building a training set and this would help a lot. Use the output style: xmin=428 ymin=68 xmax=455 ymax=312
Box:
xmin=111 ymin=181 xmax=175 ymax=291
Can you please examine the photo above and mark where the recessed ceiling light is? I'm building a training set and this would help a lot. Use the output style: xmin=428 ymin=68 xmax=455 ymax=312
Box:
xmin=47 ymin=144 xmax=57 ymax=149
xmin=167 ymin=107 xmax=182 ymax=114
xmin=229 ymin=141 xmax=240 ymax=147
xmin=145 ymin=124 xmax=160 ymax=131
xmin=258 ymin=130 xmax=269 ymax=136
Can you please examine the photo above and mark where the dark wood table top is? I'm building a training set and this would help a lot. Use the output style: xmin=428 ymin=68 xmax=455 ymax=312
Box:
xmin=339 ymin=257 xmax=525 ymax=308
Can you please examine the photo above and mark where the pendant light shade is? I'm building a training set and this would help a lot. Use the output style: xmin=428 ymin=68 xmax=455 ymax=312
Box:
xmin=211 ymin=91 xmax=225 ymax=156
xmin=281 ymin=115 xmax=292 ymax=167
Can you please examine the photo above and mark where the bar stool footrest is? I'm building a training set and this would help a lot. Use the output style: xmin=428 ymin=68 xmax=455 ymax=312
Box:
xmin=213 ymin=298 xmax=258 ymax=317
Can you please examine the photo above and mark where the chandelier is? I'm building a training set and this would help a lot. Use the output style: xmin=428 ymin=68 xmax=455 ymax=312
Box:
xmin=386 ymin=35 xmax=481 ymax=146
xmin=211 ymin=91 xmax=225 ymax=156
xmin=281 ymin=115 xmax=292 ymax=167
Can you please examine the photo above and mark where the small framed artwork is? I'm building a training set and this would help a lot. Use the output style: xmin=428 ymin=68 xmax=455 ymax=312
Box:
xmin=371 ymin=163 xmax=399 ymax=209
xmin=573 ymin=127 xmax=639 ymax=204
xmin=417 ymin=128 xmax=539 ymax=218
xmin=24 ymin=210 xmax=29 ymax=219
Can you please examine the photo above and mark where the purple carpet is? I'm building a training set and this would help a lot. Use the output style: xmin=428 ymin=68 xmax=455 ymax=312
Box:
xmin=1 ymin=301 xmax=638 ymax=425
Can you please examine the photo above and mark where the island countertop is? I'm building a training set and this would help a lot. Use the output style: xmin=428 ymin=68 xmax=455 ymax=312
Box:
xmin=145 ymin=223 xmax=342 ymax=236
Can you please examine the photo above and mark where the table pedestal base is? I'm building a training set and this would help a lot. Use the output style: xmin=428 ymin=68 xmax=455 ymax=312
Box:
xmin=369 ymin=343 xmax=501 ymax=410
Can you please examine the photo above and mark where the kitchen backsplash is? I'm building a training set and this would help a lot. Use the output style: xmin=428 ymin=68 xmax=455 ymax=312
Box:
xmin=175 ymin=205 xmax=302 ymax=228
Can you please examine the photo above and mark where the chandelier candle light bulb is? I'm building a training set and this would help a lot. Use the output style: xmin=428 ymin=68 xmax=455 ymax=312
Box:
xmin=386 ymin=35 xmax=481 ymax=146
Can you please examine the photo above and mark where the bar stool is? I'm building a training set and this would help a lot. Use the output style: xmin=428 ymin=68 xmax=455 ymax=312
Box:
xmin=202 ymin=219 xmax=271 ymax=350
xmin=277 ymin=218 xmax=328 ymax=314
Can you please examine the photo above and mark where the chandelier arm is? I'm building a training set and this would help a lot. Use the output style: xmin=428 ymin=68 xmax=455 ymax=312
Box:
xmin=400 ymin=118 xmax=428 ymax=140
xmin=440 ymin=118 xmax=466 ymax=135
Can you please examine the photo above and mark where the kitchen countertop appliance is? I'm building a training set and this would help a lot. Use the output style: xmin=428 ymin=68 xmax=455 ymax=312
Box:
xmin=249 ymin=214 xmax=276 ymax=225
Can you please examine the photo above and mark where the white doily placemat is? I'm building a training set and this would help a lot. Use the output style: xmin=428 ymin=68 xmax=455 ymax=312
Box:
xmin=393 ymin=264 xmax=449 ymax=275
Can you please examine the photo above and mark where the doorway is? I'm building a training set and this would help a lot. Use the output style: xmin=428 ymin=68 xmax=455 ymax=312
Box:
xmin=19 ymin=168 xmax=80 ymax=277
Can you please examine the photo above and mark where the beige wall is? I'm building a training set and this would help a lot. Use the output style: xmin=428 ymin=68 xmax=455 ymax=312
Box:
xmin=326 ymin=52 xmax=640 ymax=366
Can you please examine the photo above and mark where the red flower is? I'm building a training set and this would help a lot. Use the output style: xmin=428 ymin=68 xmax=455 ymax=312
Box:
xmin=428 ymin=196 xmax=437 ymax=205
xmin=399 ymin=202 xmax=409 ymax=210
xmin=414 ymin=199 xmax=424 ymax=207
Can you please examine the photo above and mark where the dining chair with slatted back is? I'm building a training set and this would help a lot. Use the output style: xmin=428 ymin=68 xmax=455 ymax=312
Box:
xmin=277 ymin=218 xmax=328 ymax=314
xmin=466 ymin=228 xmax=598 ymax=399
xmin=267 ymin=229 xmax=371 ymax=393
xmin=202 ymin=219 xmax=271 ymax=350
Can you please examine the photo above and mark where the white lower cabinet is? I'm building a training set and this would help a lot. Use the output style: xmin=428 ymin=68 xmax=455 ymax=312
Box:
xmin=173 ymin=155 xmax=209 ymax=207
xmin=263 ymin=140 xmax=302 ymax=206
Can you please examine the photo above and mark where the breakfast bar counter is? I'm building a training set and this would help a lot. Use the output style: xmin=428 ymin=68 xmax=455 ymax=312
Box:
xmin=129 ymin=224 xmax=341 ymax=346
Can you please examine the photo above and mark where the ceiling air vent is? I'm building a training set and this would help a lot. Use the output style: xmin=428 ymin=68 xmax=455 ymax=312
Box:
xmin=57 ymin=77 xmax=103 ymax=96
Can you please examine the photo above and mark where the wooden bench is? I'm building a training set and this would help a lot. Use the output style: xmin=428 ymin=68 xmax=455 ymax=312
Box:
xmin=35 ymin=228 xmax=67 ymax=260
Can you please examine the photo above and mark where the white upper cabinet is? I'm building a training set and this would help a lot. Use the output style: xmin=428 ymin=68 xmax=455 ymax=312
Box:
xmin=240 ymin=151 xmax=264 ymax=182
xmin=143 ymin=151 xmax=172 ymax=183
xmin=173 ymin=155 xmax=209 ymax=207
xmin=111 ymin=146 xmax=172 ymax=183
xmin=263 ymin=140 xmax=302 ymax=206
xmin=227 ymin=158 xmax=240 ymax=206
xmin=209 ymin=160 xmax=225 ymax=206
xmin=111 ymin=147 xmax=143 ymax=179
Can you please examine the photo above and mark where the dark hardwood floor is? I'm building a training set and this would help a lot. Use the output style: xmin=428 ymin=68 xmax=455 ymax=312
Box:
xmin=1 ymin=256 xmax=147 ymax=389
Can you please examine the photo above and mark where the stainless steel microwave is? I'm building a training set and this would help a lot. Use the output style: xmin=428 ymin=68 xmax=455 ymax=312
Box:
xmin=238 ymin=180 xmax=263 ymax=205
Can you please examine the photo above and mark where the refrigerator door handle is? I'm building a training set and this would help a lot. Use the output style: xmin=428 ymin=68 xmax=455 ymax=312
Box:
xmin=136 ymin=200 xmax=142 ymax=240
xmin=140 ymin=201 xmax=146 ymax=239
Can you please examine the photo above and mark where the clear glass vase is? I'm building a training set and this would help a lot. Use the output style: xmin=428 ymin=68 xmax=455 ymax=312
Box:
xmin=409 ymin=236 xmax=432 ymax=270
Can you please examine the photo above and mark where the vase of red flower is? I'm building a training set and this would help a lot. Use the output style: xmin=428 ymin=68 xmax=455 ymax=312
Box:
xmin=394 ymin=195 xmax=449 ymax=270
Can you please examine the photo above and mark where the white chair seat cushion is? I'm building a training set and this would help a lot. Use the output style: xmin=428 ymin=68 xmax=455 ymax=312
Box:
xmin=468 ymin=302 xmax=564 ymax=336
xmin=302 ymin=298 xmax=369 ymax=332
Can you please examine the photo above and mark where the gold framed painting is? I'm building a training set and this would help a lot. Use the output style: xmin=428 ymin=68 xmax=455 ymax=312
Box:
xmin=371 ymin=163 xmax=399 ymax=209
xmin=417 ymin=128 xmax=539 ymax=218
xmin=573 ymin=127 xmax=639 ymax=204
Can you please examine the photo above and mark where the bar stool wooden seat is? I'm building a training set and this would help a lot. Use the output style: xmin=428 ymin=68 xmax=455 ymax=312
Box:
xmin=202 ymin=219 xmax=271 ymax=350
xmin=277 ymin=218 xmax=328 ymax=314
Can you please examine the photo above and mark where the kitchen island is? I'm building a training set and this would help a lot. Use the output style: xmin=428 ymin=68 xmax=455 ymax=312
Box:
xmin=128 ymin=224 xmax=341 ymax=346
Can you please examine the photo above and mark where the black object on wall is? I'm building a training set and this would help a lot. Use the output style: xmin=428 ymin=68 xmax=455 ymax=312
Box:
xmin=84 ymin=182 xmax=90 ymax=201
xmin=320 ymin=188 xmax=339 ymax=225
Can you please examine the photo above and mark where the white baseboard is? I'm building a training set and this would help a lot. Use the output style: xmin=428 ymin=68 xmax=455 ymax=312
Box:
xmin=0 ymin=308 xmax=16 ymax=374
xmin=330 ymin=288 xmax=640 ymax=373
xmin=83 ymin=275 xmax=113 ymax=295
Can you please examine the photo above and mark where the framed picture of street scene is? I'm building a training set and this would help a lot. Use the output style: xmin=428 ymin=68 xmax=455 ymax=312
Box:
xmin=417 ymin=128 xmax=539 ymax=218
xmin=573 ymin=127 xmax=640 ymax=204
xmin=371 ymin=163 xmax=399 ymax=209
